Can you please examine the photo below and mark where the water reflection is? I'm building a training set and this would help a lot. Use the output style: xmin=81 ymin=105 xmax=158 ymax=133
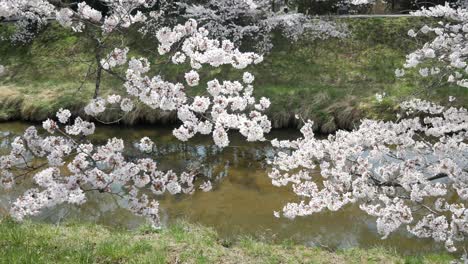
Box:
xmin=0 ymin=122 xmax=445 ymax=254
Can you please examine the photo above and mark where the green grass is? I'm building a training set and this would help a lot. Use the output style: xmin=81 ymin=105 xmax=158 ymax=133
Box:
xmin=0 ymin=218 xmax=457 ymax=264
xmin=0 ymin=18 xmax=466 ymax=131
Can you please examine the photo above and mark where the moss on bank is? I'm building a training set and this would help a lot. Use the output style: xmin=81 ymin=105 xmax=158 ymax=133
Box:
xmin=0 ymin=18 xmax=467 ymax=131
xmin=0 ymin=218 xmax=456 ymax=264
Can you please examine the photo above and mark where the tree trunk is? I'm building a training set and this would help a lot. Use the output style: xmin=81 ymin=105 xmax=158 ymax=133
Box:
xmin=94 ymin=63 xmax=102 ymax=99
xmin=94 ymin=41 xmax=102 ymax=99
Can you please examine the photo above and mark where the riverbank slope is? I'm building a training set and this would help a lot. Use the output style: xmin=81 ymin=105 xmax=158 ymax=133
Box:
xmin=1 ymin=17 xmax=466 ymax=132
xmin=0 ymin=218 xmax=456 ymax=264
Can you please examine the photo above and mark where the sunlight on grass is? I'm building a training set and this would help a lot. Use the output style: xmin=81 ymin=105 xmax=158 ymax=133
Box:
xmin=0 ymin=218 xmax=457 ymax=264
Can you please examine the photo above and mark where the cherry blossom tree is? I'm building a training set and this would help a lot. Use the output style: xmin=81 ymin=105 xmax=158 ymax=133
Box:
xmin=0 ymin=0 xmax=374 ymax=95
xmin=397 ymin=2 xmax=468 ymax=88
xmin=53 ymin=0 xmax=159 ymax=98
xmin=0 ymin=2 xmax=271 ymax=227
xmin=2 ymin=0 xmax=162 ymax=98
xmin=269 ymin=98 xmax=467 ymax=253
xmin=143 ymin=0 xmax=357 ymax=53
xmin=1 ymin=0 xmax=467 ymax=256
xmin=0 ymin=0 xmax=356 ymax=98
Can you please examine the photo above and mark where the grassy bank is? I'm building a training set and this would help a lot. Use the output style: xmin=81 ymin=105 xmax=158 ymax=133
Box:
xmin=0 ymin=218 xmax=456 ymax=264
xmin=0 ymin=17 xmax=467 ymax=131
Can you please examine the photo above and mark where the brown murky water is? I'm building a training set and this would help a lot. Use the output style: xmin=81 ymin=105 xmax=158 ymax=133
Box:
xmin=0 ymin=122 xmax=445 ymax=254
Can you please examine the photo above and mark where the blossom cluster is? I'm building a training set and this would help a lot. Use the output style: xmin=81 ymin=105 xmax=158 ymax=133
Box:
xmin=0 ymin=0 xmax=55 ymax=42
xmin=120 ymin=20 xmax=271 ymax=147
xmin=265 ymin=14 xmax=348 ymax=44
xmin=155 ymin=19 xmax=263 ymax=68
xmin=84 ymin=94 xmax=134 ymax=116
xmin=0 ymin=114 xmax=212 ymax=227
xmin=101 ymin=48 xmax=130 ymax=70
xmin=56 ymin=0 xmax=155 ymax=33
xmin=0 ymin=0 xmax=53 ymax=21
xmin=400 ymin=3 xmax=468 ymax=88
xmin=269 ymin=99 xmax=468 ymax=252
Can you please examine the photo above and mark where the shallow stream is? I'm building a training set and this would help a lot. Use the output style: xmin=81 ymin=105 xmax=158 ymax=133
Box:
xmin=0 ymin=122 xmax=444 ymax=254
